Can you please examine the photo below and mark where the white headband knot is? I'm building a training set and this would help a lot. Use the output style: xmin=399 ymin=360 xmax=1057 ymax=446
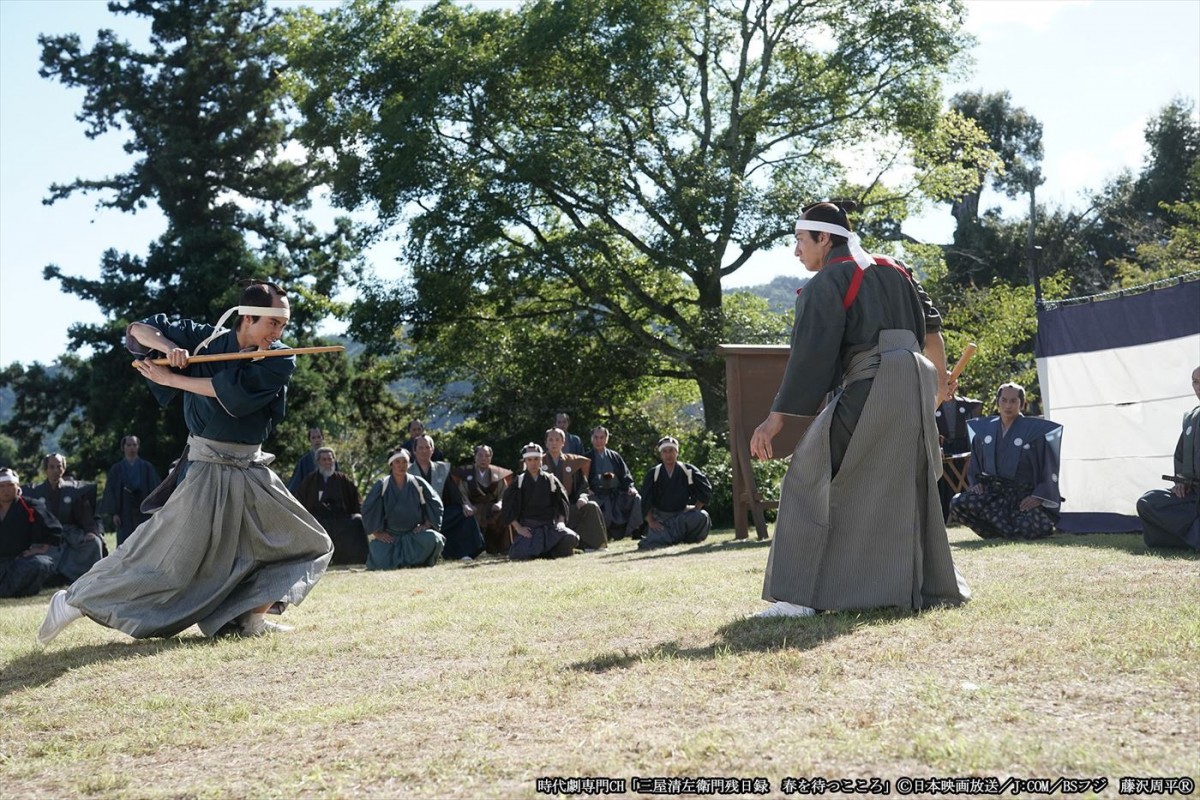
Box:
xmin=195 ymin=305 xmax=290 ymax=354
xmin=794 ymin=219 xmax=873 ymax=270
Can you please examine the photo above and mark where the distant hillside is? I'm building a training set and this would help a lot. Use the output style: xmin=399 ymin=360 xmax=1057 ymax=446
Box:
xmin=725 ymin=274 xmax=807 ymax=315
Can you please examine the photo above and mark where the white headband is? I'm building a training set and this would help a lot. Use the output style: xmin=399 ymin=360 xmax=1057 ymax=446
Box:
xmin=0 ymin=473 xmax=18 ymax=485
xmin=195 ymin=305 xmax=290 ymax=354
xmin=387 ymin=450 xmax=411 ymax=466
xmin=794 ymin=219 xmax=873 ymax=270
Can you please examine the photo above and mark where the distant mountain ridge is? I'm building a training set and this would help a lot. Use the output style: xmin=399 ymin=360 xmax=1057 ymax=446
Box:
xmin=725 ymin=274 xmax=808 ymax=315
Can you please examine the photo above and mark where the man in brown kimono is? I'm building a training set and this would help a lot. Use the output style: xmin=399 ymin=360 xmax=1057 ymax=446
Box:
xmin=458 ymin=445 xmax=512 ymax=554
xmin=543 ymin=427 xmax=607 ymax=551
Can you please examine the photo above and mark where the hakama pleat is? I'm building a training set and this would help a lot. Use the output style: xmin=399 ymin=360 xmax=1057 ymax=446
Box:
xmin=763 ymin=329 xmax=970 ymax=611
xmin=67 ymin=436 xmax=333 ymax=638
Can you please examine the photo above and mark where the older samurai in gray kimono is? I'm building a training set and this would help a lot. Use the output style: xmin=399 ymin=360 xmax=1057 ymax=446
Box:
xmin=24 ymin=453 xmax=105 ymax=584
xmin=362 ymin=447 xmax=445 ymax=569
xmin=750 ymin=201 xmax=970 ymax=617
xmin=1137 ymin=366 xmax=1200 ymax=550
xmin=39 ymin=280 xmax=334 ymax=644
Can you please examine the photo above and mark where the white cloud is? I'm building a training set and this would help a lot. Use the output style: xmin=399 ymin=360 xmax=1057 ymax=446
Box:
xmin=965 ymin=0 xmax=1091 ymax=39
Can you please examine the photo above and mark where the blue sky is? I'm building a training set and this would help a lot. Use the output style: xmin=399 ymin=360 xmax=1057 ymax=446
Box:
xmin=2 ymin=0 xmax=1198 ymax=366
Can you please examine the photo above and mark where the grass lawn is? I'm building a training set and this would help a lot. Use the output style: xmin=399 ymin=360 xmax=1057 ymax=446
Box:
xmin=1 ymin=526 xmax=1197 ymax=798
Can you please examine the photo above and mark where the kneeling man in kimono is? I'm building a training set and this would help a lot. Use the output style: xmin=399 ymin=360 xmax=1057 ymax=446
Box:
xmin=503 ymin=443 xmax=579 ymax=560
xmin=39 ymin=280 xmax=334 ymax=644
xmin=24 ymin=453 xmax=105 ymax=584
xmin=950 ymin=383 xmax=1063 ymax=540
xmin=1137 ymin=366 xmax=1200 ymax=550
xmin=362 ymin=447 xmax=445 ymax=569
xmin=0 ymin=468 xmax=62 ymax=598
xmin=637 ymin=436 xmax=712 ymax=551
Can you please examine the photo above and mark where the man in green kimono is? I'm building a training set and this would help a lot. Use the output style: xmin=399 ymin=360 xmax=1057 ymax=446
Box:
xmin=362 ymin=447 xmax=445 ymax=569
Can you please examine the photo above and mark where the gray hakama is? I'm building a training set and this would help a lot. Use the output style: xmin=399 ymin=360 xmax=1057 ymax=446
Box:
xmin=362 ymin=475 xmax=446 ymax=569
xmin=66 ymin=436 xmax=333 ymax=637
xmin=1137 ymin=406 xmax=1200 ymax=550
xmin=764 ymin=330 xmax=971 ymax=611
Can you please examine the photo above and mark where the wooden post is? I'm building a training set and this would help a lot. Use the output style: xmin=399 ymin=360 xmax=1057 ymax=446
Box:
xmin=717 ymin=345 xmax=814 ymax=540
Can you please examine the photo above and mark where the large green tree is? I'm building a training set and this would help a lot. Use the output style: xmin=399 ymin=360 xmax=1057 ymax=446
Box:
xmin=1 ymin=0 xmax=372 ymax=480
xmin=286 ymin=0 xmax=989 ymax=431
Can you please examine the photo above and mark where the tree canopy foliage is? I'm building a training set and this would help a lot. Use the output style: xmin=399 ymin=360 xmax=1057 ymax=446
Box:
xmin=0 ymin=0 xmax=397 ymax=481
xmin=285 ymin=0 xmax=990 ymax=431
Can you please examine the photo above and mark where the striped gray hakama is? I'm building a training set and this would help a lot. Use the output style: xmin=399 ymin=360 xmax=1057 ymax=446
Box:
xmin=763 ymin=329 xmax=970 ymax=611
xmin=66 ymin=435 xmax=333 ymax=638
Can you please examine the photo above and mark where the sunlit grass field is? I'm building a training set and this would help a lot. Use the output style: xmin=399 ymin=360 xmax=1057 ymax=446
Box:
xmin=2 ymin=526 xmax=1196 ymax=798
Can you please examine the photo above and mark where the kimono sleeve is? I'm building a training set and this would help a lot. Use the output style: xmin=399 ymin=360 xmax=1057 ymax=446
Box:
xmin=361 ymin=479 xmax=387 ymax=534
xmin=905 ymin=267 xmax=942 ymax=334
xmin=771 ymin=270 xmax=848 ymax=416
xmin=416 ymin=477 xmax=444 ymax=530
xmin=29 ymin=498 xmax=63 ymax=547
xmin=211 ymin=354 xmax=295 ymax=418
xmin=501 ymin=478 xmax=522 ymax=525
xmin=1031 ymin=437 xmax=1062 ymax=507
xmin=127 ymin=315 xmax=218 ymax=408
xmin=689 ymin=464 xmax=714 ymax=505
xmin=549 ymin=475 xmax=571 ymax=521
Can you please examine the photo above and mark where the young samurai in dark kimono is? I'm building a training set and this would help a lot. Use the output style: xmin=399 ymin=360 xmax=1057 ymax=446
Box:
xmin=0 ymin=469 xmax=63 ymax=598
xmin=950 ymin=383 xmax=1063 ymax=540
xmin=750 ymin=202 xmax=970 ymax=616
xmin=38 ymin=282 xmax=333 ymax=645
xmin=1136 ymin=367 xmax=1200 ymax=550
xmin=503 ymin=443 xmax=579 ymax=560
xmin=638 ymin=436 xmax=712 ymax=551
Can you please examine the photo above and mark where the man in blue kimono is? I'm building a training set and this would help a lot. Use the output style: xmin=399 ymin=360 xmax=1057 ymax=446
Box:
xmin=99 ymin=435 xmax=160 ymax=546
xmin=584 ymin=426 xmax=643 ymax=541
xmin=1137 ymin=366 xmax=1200 ymax=550
xmin=411 ymin=435 xmax=484 ymax=561
xmin=503 ymin=443 xmax=579 ymax=560
xmin=950 ymin=382 xmax=1063 ymax=540
xmin=288 ymin=427 xmax=336 ymax=493
xmin=39 ymin=280 xmax=333 ymax=644
xmin=638 ymin=436 xmax=712 ymax=551
xmin=362 ymin=447 xmax=445 ymax=569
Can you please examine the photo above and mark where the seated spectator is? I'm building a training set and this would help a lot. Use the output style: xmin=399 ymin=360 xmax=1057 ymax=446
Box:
xmin=401 ymin=419 xmax=444 ymax=462
xmin=638 ymin=436 xmax=712 ymax=551
xmin=99 ymin=434 xmax=160 ymax=546
xmin=584 ymin=426 xmax=643 ymax=541
xmin=0 ymin=468 xmax=63 ymax=598
xmin=950 ymin=382 xmax=1063 ymax=540
xmin=295 ymin=446 xmax=369 ymax=566
xmin=458 ymin=445 xmax=512 ymax=555
xmin=1137 ymin=366 xmax=1200 ymax=551
xmin=362 ymin=448 xmax=445 ymax=569
xmin=544 ymin=427 xmax=607 ymax=551
xmin=936 ymin=374 xmax=983 ymax=520
xmin=555 ymin=412 xmax=585 ymax=455
xmin=24 ymin=453 xmax=105 ymax=584
xmin=412 ymin=435 xmax=485 ymax=561
xmin=503 ymin=443 xmax=579 ymax=560
xmin=288 ymin=427 xmax=338 ymax=493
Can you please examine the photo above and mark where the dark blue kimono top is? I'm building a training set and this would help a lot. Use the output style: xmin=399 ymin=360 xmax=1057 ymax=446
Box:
xmin=128 ymin=314 xmax=294 ymax=445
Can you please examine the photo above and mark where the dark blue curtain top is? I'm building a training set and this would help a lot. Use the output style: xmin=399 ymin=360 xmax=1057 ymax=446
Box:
xmin=1036 ymin=279 xmax=1200 ymax=358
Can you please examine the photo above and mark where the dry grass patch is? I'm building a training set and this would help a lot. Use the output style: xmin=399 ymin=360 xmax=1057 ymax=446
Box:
xmin=2 ymin=528 xmax=1197 ymax=798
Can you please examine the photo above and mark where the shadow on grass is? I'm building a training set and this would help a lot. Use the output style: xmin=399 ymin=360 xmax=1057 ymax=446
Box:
xmin=0 ymin=636 xmax=198 ymax=698
xmin=571 ymin=607 xmax=916 ymax=673
xmin=952 ymin=532 xmax=1199 ymax=558
xmin=604 ymin=537 xmax=772 ymax=562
